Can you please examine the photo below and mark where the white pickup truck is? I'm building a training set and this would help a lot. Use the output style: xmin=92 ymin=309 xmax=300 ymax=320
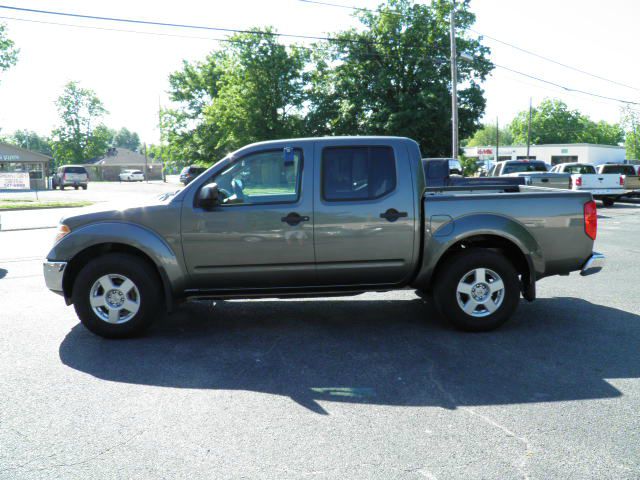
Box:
xmin=549 ymin=163 xmax=624 ymax=207
xmin=595 ymin=164 xmax=640 ymax=198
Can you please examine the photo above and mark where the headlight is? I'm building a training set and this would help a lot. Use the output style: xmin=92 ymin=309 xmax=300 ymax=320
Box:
xmin=54 ymin=224 xmax=71 ymax=244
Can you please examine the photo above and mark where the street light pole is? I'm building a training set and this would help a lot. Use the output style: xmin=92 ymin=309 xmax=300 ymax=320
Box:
xmin=526 ymin=97 xmax=532 ymax=158
xmin=450 ymin=0 xmax=458 ymax=159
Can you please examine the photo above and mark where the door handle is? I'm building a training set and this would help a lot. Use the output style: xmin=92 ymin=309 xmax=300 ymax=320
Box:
xmin=380 ymin=208 xmax=408 ymax=222
xmin=541 ymin=178 xmax=549 ymax=183
xmin=281 ymin=212 xmax=309 ymax=226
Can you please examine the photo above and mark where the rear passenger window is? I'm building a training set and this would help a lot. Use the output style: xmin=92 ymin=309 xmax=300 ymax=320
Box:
xmin=322 ymin=146 xmax=396 ymax=201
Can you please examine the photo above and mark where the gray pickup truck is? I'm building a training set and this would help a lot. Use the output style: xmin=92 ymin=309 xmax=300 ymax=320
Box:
xmin=44 ymin=137 xmax=604 ymax=338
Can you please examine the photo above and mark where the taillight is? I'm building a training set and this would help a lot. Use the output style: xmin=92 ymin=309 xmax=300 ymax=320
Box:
xmin=620 ymin=176 xmax=624 ymax=186
xmin=575 ymin=177 xmax=582 ymax=187
xmin=584 ymin=200 xmax=597 ymax=240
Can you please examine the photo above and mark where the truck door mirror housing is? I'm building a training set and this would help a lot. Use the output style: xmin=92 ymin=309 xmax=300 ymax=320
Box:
xmin=198 ymin=183 xmax=220 ymax=210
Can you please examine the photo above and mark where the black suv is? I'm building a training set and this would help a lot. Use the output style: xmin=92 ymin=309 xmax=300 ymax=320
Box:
xmin=179 ymin=165 xmax=206 ymax=185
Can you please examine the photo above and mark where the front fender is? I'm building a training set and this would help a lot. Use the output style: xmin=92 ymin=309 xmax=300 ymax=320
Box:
xmin=413 ymin=213 xmax=544 ymax=291
xmin=47 ymin=221 xmax=187 ymax=296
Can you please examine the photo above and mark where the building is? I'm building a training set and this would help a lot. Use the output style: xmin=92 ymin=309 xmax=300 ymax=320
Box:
xmin=464 ymin=143 xmax=626 ymax=167
xmin=0 ymin=142 xmax=51 ymax=189
xmin=85 ymin=147 xmax=163 ymax=181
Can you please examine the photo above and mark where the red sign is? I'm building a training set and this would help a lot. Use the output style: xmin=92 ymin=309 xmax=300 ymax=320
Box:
xmin=477 ymin=148 xmax=493 ymax=155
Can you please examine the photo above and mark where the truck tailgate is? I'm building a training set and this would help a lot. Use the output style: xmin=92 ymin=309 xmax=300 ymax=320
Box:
xmin=574 ymin=173 xmax=621 ymax=191
xmin=507 ymin=172 xmax=570 ymax=189
xmin=623 ymin=175 xmax=640 ymax=191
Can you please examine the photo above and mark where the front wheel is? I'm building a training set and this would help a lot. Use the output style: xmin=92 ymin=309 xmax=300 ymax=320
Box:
xmin=433 ymin=249 xmax=520 ymax=332
xmin=72 ymin=253 xmax=163 ymax=338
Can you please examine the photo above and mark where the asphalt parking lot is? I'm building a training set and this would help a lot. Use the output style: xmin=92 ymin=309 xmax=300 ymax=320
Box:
xmin=1 ymin=190 xmax=639 ymax=479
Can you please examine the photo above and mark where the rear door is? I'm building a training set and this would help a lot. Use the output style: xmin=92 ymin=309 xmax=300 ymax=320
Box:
xmin=313 ymin=141 xmax=416 ymax=286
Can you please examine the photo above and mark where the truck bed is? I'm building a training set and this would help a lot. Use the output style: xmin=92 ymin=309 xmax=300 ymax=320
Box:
xmin=422 ymin=185 xmax=594 ymax=280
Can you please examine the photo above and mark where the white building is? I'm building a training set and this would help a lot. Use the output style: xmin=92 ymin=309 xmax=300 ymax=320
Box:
xmin=463 ymin=143 xmax=625 ymax=167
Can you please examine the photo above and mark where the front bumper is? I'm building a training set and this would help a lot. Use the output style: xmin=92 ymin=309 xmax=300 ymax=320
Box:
xmin=43 ymin=261 xmax=67 ymax=292
xmin=580 ymin=252 xmax=605 ymax=276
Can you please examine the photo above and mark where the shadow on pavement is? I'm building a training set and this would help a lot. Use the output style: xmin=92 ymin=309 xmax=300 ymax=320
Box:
xmin=59 ymin=297 xmax=640 ymax=414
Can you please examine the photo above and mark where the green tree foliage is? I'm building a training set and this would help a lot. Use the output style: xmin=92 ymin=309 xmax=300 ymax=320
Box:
xmin=307 ymin=0 xmax=493 ymax=156
xmin=164 ymin=1 xmax=492 ymax=164
xmin=509 ymin=98 xmax=624 ymax=146
xmin=464 ymin=123 xmax=513 ymax=147
xmin=621 ymin=106 xmax=639 ymax=160
xmin=51 ymin=81 xmax=110 ymax=165
xmin=0 ymin=23 xmax=18 ymax=76
xmin=10 ymin=130 xmax=52 ymax=156
xmin=164 ymin=29 xmax=307 ymax=163
xmin=111 ymin=127 xmax=141 ymax=151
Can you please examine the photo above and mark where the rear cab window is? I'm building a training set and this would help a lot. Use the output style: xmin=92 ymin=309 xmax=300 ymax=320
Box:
xmin=63 ymin=166 xmax=88 ymax=174
xmin=601 ymin=165 xmax=635 ymax=175
xmin=321 ymin=146 xmax=396 ymax=201
xmin=564 ymin=164 xmax=596 ymax=174
xmin=503 ymin=162 xmax=548 ymax=174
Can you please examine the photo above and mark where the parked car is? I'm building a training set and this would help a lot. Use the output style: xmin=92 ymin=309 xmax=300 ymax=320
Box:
xmin=488 ymin=160 xmax=571 ymax=189
xmin=44 ymin=137 xmax=604 ymax=338
xmin=52 ymin=165 xmax=89 ymax=190
xmin=179 ymin=165 xmax=206 ymax=185
xmin=119 ymin=169 xmax=145 ymax=182
xmin=422 ymin=158 xmax=525 ymax=189
xmin=595 ymin=164 xmax=640 ymax=197
xmin=550 ymin=162 xmax=625 ymax=207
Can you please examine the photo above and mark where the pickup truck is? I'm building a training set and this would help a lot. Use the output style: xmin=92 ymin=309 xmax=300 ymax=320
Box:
xmin=43 ymin=137 xmax=604 ymax=338
xmin=422 ymin=158 xmax=525 ymax=189
xmin=549 ymin=162 xmax=624 ymax=207
xmin=595 ymin=164 xmax=640 ymax=198
xmin=488 ymin=160 xmax=571 ymax=189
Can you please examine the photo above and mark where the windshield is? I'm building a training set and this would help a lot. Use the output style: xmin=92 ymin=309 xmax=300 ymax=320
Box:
xmin=503 ymin=162 xmax=548 ymax=174
xmin=563 ymin=164 xmax=596 ymax=174
xmin=601 ymin=165 xmax=635 ymax=175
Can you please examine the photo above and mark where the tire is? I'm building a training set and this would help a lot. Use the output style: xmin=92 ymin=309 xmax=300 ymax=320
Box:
xmin=60 ymin=184 xmax=65 ymax=190
xmin=602 ymin=197 xmax=615 ymax=207
xmin=82 ymin=185 xmax=87 ymax=190
xmin=71 ymin=253 xmax=163 ymax=338
xmin=74 ymin=186 xmax=79 ymax=190
xmin=433 ymin=248 xmax=520 ymax=332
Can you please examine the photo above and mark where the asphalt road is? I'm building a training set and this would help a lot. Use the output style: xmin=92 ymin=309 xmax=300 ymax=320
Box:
xmin=1 ymin=203 xmax=639 ymax=479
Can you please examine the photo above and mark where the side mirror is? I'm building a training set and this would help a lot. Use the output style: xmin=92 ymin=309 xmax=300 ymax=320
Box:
xmin=198 ymin=183 xmax=220 ymax=210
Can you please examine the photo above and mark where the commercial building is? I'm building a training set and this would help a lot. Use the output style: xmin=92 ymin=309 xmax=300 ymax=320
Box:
xmin=464 ymin=143 xmax=625 ymax=167
xmin=0 ymin=142 xmax=51 ymax=189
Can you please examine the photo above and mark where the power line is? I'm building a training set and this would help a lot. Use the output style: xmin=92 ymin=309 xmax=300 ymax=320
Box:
xmin=296 ymin=0 xmax=640 ymax=93
xmin=493 ymin=64 xmax=640 ymax=106
xmin=1 ymin=4 xmax=638 ymax=108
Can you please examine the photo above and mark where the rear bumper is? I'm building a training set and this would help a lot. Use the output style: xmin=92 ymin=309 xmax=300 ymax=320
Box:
xmin=580 ymin=252 xmax=605 ymax=276
xmin=43 ymin=261 xmax=67 ymax=293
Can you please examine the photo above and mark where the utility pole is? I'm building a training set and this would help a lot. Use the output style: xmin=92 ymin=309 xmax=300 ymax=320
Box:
xmin=526 ymin=97 xmax=532 ymax=158
xmin=632 ymin=114 xmax=638 ymax=161
xmin=144 ymin=142 xmax=148 ymax=183
xmin=495 ymin=117 xmax=499 ymax=163
xmin=449 ymin=0 xmax=458 ymax=159
xmin=158 ymin=96 xmax=166 ymax=182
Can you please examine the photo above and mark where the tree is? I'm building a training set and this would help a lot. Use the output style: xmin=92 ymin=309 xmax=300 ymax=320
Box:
xmin=112 ymin=127 xmax=141 ymax=151
xmin=306 ymin=0 xmax=493 ymax=156
xmin=10 ymin=130 xmax=52 ymax=156
xmin=0 ymin=23 xmax=18 ymax=77
xmin=464 ymin=123 xmax=513 ymax=147
xmin=621 ymin=106 xmax=639 ymax=160
xmin=510 ymin=98 xmax=623 ymax=146
xmin=51 ymin=81 xmax=110 ymax=165
xmin=164 ymin=29 xmax=308 ymax=164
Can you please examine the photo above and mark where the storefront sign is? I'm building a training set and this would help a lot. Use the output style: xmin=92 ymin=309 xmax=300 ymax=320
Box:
xmin=477 ymin=148 xmax=494 ymax=155
xmin=0 ymin=172 xmax=30 ymax=189
xmin=0 ymin=154 xmax=20 ymax=161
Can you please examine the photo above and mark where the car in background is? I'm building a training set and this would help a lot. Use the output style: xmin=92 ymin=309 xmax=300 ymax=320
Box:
xmin=550 ymin=162 xmax=625 ymax=207
xmin=595 ymin=164 xmax=640 ymax=196
xmin=119 ymin=169 xmax=145 ymax=182
xmin=52 ymin=165 xmax=89 ymax=190
xmin=179 ymin=165 xmax=206 ymax=185
xmin=488 ymin=160 xmax=571 ymax=189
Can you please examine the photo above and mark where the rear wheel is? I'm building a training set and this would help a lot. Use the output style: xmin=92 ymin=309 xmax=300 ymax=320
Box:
xmin=82 ymin=185 xmax=87 ymax=190
xmin=72 ymin=253 xmax=163 ymax=338
xmin=602 ymin=197 xmax=615 ymax=207
xmin=433 ymin=249 xmax=520 ymax=332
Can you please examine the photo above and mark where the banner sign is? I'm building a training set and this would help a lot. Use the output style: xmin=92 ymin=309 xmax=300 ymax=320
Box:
xmin=0 ymin=172 xmax=30 ymax=189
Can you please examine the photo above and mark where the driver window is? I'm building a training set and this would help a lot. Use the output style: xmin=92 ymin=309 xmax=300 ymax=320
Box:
xmin=210 ymin=148 xmax=302 ymax=205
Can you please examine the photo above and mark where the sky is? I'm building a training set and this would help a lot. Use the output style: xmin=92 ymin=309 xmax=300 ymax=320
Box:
xmin=0 ymin=0 xmax=638 ymax=145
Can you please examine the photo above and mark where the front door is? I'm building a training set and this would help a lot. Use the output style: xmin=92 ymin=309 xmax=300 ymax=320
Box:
xmin=181 ymin=145 xmax=315 ymax=290
xmin=313 ymin=143 xmax=416 ymax=286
